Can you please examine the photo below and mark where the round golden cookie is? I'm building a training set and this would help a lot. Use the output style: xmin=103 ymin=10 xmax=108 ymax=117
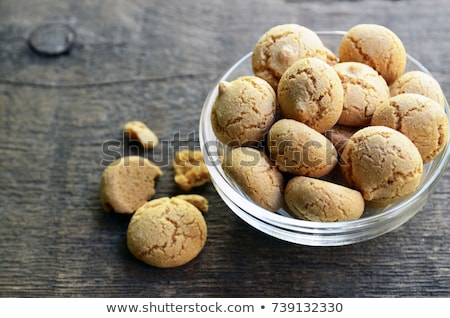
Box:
xmin=127 ymin=197 xmax=207 ymax=268
xmin=333 ymin=62 xmax=390 ymax=126
xmin=371 ymin=93 xmax=449 ymax=163
xmin=341 ymin=126 xmax=423 ymax=207
xmin=100 ymin=156 xmax=162 ymax=214
xmin=222 ymin=147 xmax=284 ymax=212
xmin=267 ymin=119 xmax=338 ymax=177
xmin=285 ymin=176 xmax=364 ymax=222
xmin=211 ymin=76 xmax=277 ymax=147
xmin=277 ymin=57 xmax=344 ymax=133
xmin=338 ymin=24 xmax=406 ymax=85
xmin=390 ymin=71 xmax=446 ymax=107
xmin=252 ymin=24 xmax=330 ymax=90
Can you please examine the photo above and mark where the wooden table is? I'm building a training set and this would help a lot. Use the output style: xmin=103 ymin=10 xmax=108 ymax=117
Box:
xmin=1 ymin=0 xmax=449 ymax=297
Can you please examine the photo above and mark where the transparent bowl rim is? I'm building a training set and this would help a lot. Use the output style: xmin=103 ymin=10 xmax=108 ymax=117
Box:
xmin=199 ymin=30 xmax=450 ymax=242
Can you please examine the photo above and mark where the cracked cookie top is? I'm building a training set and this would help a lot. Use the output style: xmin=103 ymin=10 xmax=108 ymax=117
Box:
xmin=338 ymin=24 xmax=407 ymax=85
xmin=277 ymin=57 xmax=344 ymax=133
xmin=252 ymin=24 xmax=333 ymax=90
xmin=211 ymin=76 xmax=277 ymax=147
xmin=341 ymin=126 xmax=423 ymax=207
xmin=127 ymin=197 xmax=207 ymax=268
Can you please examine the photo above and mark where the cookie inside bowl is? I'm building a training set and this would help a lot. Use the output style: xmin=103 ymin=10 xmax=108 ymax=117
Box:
xmin=199 ymin=29 xmax=450 ymax=245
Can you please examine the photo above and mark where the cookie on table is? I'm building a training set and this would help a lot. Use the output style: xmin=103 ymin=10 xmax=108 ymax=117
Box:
xmin=100 ymin=156 xmax=162 ymax=214
xmin=173 ymin=149 xmax=210 ymax=191
xmin=127 ymin=197 xmax=207 ymax=268
xmin=124 ymin=120 xmax=159 ymax=149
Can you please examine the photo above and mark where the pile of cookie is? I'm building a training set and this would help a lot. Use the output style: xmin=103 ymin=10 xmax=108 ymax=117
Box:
xmin=100 ymin=121 xmax=210 ymax=268
xmin=211 ymin=24 xmax=448 ymax=222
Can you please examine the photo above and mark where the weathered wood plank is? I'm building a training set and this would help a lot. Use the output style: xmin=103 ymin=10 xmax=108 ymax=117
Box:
xmin=0 ymin=0 xmax=449 ymax=297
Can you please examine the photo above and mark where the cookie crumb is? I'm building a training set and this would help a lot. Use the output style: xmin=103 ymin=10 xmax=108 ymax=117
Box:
xmin=174 ymin=194 xmax=209 ymax=213
xmin=173 ymin=149 xmax=210 ymax=191
xmin=124 ymin=121 xmax=159 ymax=149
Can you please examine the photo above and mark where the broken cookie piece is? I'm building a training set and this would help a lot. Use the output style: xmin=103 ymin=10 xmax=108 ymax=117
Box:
xmin=277 ymin=57 xmax=344 ymax=133
xmin=173 ymin=149 xmax=210 ymax=191
xmin=124 ymin=120 xmax=159 ymax=149
xmin=174 ymin=194 xmax=209 ymax=213
xmin=100 ymin=155 xmax=162 ymax=214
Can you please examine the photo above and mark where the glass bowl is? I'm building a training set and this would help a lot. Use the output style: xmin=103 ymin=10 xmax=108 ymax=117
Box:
xmin=199 ymin=31 xmax=450 ymax=246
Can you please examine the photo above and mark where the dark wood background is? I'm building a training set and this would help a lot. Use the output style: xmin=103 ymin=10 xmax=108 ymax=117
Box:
xmin=1 ymin=0 xmax=449 ymax=297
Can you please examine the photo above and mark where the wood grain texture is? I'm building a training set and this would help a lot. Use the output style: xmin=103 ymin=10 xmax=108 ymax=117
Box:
xmin=1 ymin=0 xmax=449 ymax=297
